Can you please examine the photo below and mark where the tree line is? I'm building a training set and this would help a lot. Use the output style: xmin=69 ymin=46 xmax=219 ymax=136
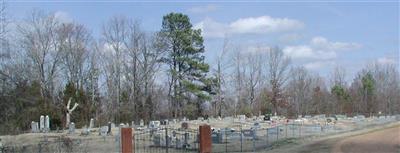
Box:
xmin=0 ymin=7 xmax=399 ymax=134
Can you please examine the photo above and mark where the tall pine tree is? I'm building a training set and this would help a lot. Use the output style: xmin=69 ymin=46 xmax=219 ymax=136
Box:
xmin=160 ymin=13 xmax=211 ymax=118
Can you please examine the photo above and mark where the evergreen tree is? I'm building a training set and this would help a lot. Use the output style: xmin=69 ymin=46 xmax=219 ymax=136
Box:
xmin=160 ymin=13 xmax=211 ymax=118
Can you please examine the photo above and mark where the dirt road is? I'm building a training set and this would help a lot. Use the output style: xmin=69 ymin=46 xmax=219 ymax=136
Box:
xmin=266 ymin=123 xmax=400 ymax=153
xmin=332 ymin=125 xmax=400 ymax=153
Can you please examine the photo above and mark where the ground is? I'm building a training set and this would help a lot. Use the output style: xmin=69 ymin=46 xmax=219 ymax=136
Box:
xmin=264 ymin=122 xmax=400 ymax=153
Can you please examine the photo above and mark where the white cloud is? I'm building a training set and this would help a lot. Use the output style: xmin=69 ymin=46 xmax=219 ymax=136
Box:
xmin=283 ymin=36 xmax=361 ymax=60
xmin=193 ymin=18 xmax=227 ymax=38
xmin=54 ymin=11 xmax=72 ymax=23
xmin=311 ymin=36 xmax=362 ymax=51
xmin=279 ymin=33 xmax=303 ymax=43
xmin=194 ymin=16 xmax=304 ymax=38
xmin=188 ymin=5 xmax=217 ymax=14
xmin=304 ymin=61 xmax=334 ymax=70
xmin=229 ymin=16 xmax=304 ymax=34
xmin=377 ymin=57 xmax=397 ymax=65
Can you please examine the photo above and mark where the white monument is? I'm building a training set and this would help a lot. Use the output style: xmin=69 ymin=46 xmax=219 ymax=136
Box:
xmin=40 ymin=115 xmax=45 ymax=132
xmin=89 ymin=118 xmax=94 ymax=129
xmin=45 ymin=115 xmax=50 ymax=132
xmin=140 ymin=119 xmax=144 ymax=127
xmin=66 ymin=98 xmax=79 ymax=128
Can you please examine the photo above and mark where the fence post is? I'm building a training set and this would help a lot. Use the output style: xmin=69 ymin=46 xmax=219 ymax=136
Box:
xmin=252 ymin=128 xmax=256 ymax=152
xmin=240 ymin=127 xmax=243 ymax=152
xmin=285 ymin=124 xmax=287 ymax=138
xmin=199 ymin=124 xmax=212 ymax=153
xmin=266 ymin=128 xmax=268 ymax=146
xmin=276 ymin=126 xmax=279 ymax=141
xmin=121 ymin=128 xmax=133 ymax=153
xmin=165 ymin=128 xmax=169 ymax=153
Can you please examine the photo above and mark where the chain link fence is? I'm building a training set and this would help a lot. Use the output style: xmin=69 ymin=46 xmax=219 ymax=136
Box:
xmin=0 ymin=115 xmax=398 ymax=153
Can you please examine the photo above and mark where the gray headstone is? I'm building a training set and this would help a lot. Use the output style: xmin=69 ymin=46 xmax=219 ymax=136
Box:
xmin=40 ymin=115 xmax=44 ymax=132
xmin=149 ymin=121 xmax=160 ymax=129
xmin=68 ymin=122 xmax=75 ymax=134
xmin=89 ymin=118 xmax=94 ymax=129
xmin=100 ymin=126 xmax=108 ymax=136
xmin=131 ymin=121 xmax=135 ymax=127
xmin=81 ymin=126 xmax=89 ymax=136
xmin=238 ymin=115 xmax=246 ymax=122
xmin=31 ymin=121 xmax=39 ymax=133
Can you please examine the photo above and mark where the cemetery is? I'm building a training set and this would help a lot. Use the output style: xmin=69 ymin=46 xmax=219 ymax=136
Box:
xmin=0 ymin=113 xmax=398 ymax=152
xmin=0 ymin=2 xmax=399 ymax=153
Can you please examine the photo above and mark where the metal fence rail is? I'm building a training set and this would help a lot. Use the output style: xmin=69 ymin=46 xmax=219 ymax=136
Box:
xmin=0 ymin=116 xmax=398 ymax=153
xmin=134 ymin=128 xmax=199 ymax=153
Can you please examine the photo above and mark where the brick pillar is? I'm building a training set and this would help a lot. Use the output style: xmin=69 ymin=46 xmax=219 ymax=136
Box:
xmin=121 ymin=128 xmax=133 ymax=153
xmin=199 ymin=124 xmax=212 ymax=153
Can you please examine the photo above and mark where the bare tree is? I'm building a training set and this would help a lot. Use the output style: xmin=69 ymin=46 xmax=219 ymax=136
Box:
xmin=287 ymin=66 xmax=312 ymax=116
xmin=0 ymin=0 xmax=9 ymax=59
xmin=18 ymin=10 xmax=62 ymax=104
xmin=212 ymin=37 xmax=231 ymax=117
xmin=267 ymin=47 xmax=290 ymax=115
xmin=58 ymin=22 xmax=91 ymax=89
xmin=101 ymin=16 xmax=129 ymax=122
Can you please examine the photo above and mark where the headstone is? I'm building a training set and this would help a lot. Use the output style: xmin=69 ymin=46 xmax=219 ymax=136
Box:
xmin=45 ymin=115 xmax=50 ymax=132
xmin=89 ymin=118 xmax=94 ymax=129
xmin=149 ymin=121 xmax=160 ymax=129
xmin=111 ymin=123 xmax=116 ymax=128
xmin=68 ymin=122 xmax=75 ymax=134
xmin=131 ymin=121 xmax=135 ymax=128
xmin=81 ymin=126 xmax=89 ymax=136
xmin=31 ymin=121 xmax=39 ymax=133
xmin=183 ymin=117 xmax=187 ymax=121
xmin=40 ymin=115 xmax=45 ymax=132
xmin=198 ymin=117 xmax=204 ymax=121
xmin=139 ymin=119 xmax=144 ymax=127
xmin=238 ymin=115 xmax=246 ymax=122
xmin=99 ymin=126 xmax=108 ymax=136
xmin=107 ymin=122 xmax=112 ymax=134
xmin=264 ymin=115 xmax=271 ymax=121
xmin=181 ymin=122 xmax=189 ymax=129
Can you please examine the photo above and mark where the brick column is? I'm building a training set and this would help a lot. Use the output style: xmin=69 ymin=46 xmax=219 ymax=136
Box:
xmin=199 ymin=124 xmax=212 ymax=153
xmin=121 ymin=128 xmax=133 ymax=153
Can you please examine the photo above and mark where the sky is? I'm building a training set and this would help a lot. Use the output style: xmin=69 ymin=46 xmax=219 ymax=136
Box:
xmin=6 ymin=0 xmax=400 ymax=81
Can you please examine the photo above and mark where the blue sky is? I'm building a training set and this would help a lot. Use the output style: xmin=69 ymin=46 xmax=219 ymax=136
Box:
xmin=7 ymin=0 xmax=399 ymax=80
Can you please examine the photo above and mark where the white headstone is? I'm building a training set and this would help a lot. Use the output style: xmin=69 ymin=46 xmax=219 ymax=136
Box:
xmin=89 ymin=118 xmax=94 ymax=129
xmin=238 ymin=115 xmax=246 ymax=122
xmin=45 ymin=115 xmax=50 ymax=132
xmin=40 ymin=115 xmax=45 ymax=132
xmin=140 ymin=119 xmax=144 ymax=127
xmin=69 ymin=122 xmax=75 ymax=134
xmin=131 ymin=121 xmax=135 ymax=127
